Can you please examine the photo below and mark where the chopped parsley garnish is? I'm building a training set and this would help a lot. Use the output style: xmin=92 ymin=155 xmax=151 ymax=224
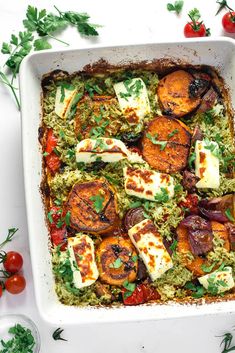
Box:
xmin=129 ymin=201 xmax=142 ymax=208
xmin=64 ymin=211 xmax=71 ymax=226
xmin=154 ymin=187 xmax=169 ymax=203
xmin=185 ymin=282 xmax=205 ymax=298
xmin=168 ymin=129 xmax=179 ymax=138
xmin=146 ymin=133 xmax=167 ymax=151
xmin=90 ymin=193 xmax=105 ymax=213
xmin=109 ymin=258 xmax=123 ymax=269
xmin=0 ymin=323 xmax=36 ymax=353
xmin=43 ymin=151 xmax=49 ymax=157
xmin=66 ymin=149 xmax=75 ymax=159
xmin=47 ymin=211 xmax=54 ymax=224
xmin=119 ymin=79 xmax=143 ymax=101
xmin=89 ymin=121 xmax=109 ymax=138
xmin=59 ymin=130 xmax=65 ymax=139
xmin=201 ymin=262 xmax=216 ymax=273
xmin=167 ymin=1 xmax=184 ymax=14
xmin=174 ymin=184 xmax=183 ymax=193
xmin=204 ymin=139 xmax=221 ymax=158
xmin=169 ymin=239 xmax=178 ymax=253
xmin=123 ymin=280 xmax=136 ymax=299
xmin=225 ymin=208 xmax=235 ymax=222
xmin=188 ymin=152 xmax=196 ymax=169
xmin=59 ymin=83 xmax=75 ymax=102
xmin=93 ymin=138 xmax=107 ymax=151
xmin=85 ymin=82 xmax=103 ymax=97
xmin=131 ymin=255 xmax=138 ymax=263
xmin=203 ymin=110 xmax=214 ymax=125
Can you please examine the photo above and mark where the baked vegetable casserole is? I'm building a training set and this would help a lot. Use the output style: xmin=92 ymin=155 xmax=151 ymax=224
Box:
xmin=40 ymin=62 xmax=235 ymax=306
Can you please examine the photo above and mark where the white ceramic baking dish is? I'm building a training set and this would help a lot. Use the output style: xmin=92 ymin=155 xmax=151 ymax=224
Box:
xmin=19 ymin=38 xmax=235 ymax=325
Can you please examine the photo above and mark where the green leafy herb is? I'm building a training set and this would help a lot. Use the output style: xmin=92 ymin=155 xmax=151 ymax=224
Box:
xmin=154 ymin=188 xmax=169 ymax=203
xmin=59 ymin=130 xmax=65 ymax=139
xmin=0 ymin=5 xmax=100 ymax=110
xmin=52 ymin=327 xmax=68 ymax=342
xmin=203 ymin=110 xmax=214 ymax=125
xmin=0 ymin=323 xmax=35 ymax=353
xmin=109 ymin=258 xmax=123 ymax=269
xmin=93 ymin=138 xmax=107 ymax=151
xmin=169 ymin=239 xmax=178 ymax=253
xmin=119 ymin=79 xmax=143 ymax=101
xmin=204 ymin=139 xmax=221 ymax=158
xmin=188 ymin=152 xmax=196 ymax=169
xmin=47 ymin=211 xmax=54 ymax=224
xmin=131 ymin=255 xmax=138 ymax=263
xmin=146 ymin=133 xmax=168 ymax=151
xmin=90 ymin=193 xmax=105 ymax=213
xmin=201 ymin=262 xmax=216 ymax=273
xmin=89 ymin=121 xmax=109 ymax=138
xmin=225 ymin=208 xmax=235 ymax=222
xmin=123 ymin=280 xmax=136 ymax=299
xmin=129 ymin=201 xmax=142 ymax=208
xmin=185 ymin=281 xmax=205 ymax=298
xmin=105 ymin=175 xmax=120 ymax=186
xmin=168 ymin=129 xmax=179 ymax=138
xmin=167 ymin=1 xmax=184 ymax=14
xmin=85 ymin=83 xmax=103 ymax=97
xmin=174 ymin=184 xmax=183 ymax=193
xmin=64 ymin=211 xmax=71 ymax=226
xmin=0 ymin=228 xmax=18 ymax=249
xmin=66 ymin=149 xmax=75 ymax=159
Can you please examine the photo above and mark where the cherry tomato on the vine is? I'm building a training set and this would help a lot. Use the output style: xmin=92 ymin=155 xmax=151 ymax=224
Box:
xmin=184 ymin=22 xmax=207 ymax=38
xmin=5 ymin=274 xmax=26 ymax=294
xmin=222 ymin=12 xmax=235 ymax=33
xmin=0 ymin=285 xmax=3 ymax=298
xmin=3 ymin=251 xmax=23 ymax=273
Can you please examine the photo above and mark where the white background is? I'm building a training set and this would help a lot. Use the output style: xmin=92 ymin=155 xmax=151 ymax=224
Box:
xmin=0 ymin=0 xmax=235 ymax=352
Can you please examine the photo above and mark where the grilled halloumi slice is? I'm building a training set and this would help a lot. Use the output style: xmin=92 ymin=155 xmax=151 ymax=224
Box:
xmin=198 ymin=266 xmax=234 ymax=294
xmin=114 ymin=78 xmax=150 ymax=125
xmin=123 ymin=166 xmax=174 ymax=201
xmin=195 ymin=140 xmax=220 ymax=189
xmin=128 ymin=219 xmax=173 ymax=280
xmin=55 ymin=85 xmax=77 ymax=119
xmin=68 ymin=234 xmax=99 ymax=289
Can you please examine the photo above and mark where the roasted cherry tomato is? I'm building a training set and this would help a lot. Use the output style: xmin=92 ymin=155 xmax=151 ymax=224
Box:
xmin=46 ymin=128 xmax=58 ymax=154
xmin=222 ymin=12 xmax=235 ymax=33
xmin=48 ymin=206 xmax=63 ymax=228
xmin=50 ymin=226 xmax=67 ymax=251
xmin=3 ymin=251 xmax=23 ymax=273
xmin=5 ymin=274 xmax=26 ymax=294
xmin=179 ymin=194 xmax=199 ymax=215
xmin=184 ymin=22 xmax=207 ymax=38
xmin=122 ymin=283 xmax=160 ymax=306
xmin=46 ymin=152 xmax=61 ymax=173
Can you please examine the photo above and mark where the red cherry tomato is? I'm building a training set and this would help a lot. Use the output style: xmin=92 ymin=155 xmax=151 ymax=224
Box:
xmin=46 ymin=152 xmax=61 ymax=173
xmin=5 ymin=274 xmax=26 ymax=294
xmin=0 ymin=285 xmax=3 ymax=298
xmin=48 ymin=206 xmax=63 ymax=228
xmin=50 ymin=226 xmax=67 ymax=250
xmin=46 ymin=129 xmax=58 ymax=154
xmin=122 ymin=284 xmax=160 ymax=306
xmin=179 ymin=194 xmax=199 ymax=215
xmin=184 ymin=22 xmax=207 ymax=38
xmin=3 ymin=251 xmax=23 ymax=273
xmin=222 ymin=12 xmax=235 ymax=33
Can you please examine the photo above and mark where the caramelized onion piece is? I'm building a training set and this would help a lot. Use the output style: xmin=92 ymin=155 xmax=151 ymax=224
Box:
xmin=124 ymin=207 xmax=145 ymax=231
xmin=198 ymin=194 xmax=235 ymax=223
xmin=226 ymin=223 xmax=235 ymax=251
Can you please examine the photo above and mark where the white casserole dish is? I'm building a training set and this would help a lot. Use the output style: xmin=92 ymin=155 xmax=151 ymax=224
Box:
xmin=20 ymin=38 xmax=235 ymax=325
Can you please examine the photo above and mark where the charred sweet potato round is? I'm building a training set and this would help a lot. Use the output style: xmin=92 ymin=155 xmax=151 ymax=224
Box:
xmin=142 ymin=116 xmax=191 ymax=173
xmin=157 ymin=70 xmax=201 ymax=117
xmin=66 ymin=179 xmax=119 ymax=235
xmin=96 ymin=236 xmax=138 ymax=286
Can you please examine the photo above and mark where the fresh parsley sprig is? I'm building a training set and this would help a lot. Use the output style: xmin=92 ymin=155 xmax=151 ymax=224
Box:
xmin=0 ymin=5 xmax=101 ymax=110
xmin=167 ymin=1 xmax=184 ymax=14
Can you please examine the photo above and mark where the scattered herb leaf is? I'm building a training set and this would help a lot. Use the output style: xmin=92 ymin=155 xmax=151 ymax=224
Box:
xmin=167 ymin=1 xmax=184 ymax=14
xmin=90 ymin=193 xmax=105 ymax=213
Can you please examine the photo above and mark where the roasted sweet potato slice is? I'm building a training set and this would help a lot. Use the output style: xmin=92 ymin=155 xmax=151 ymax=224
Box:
xmin=74 ymin=95 xmax=121 ymax=138
xmin=211 ymin=221 xmax=230 ymax=252
xmin=157 ymin=70 xmax=201 ymax=117
xmin=142 ymin=116 xmax=191 ymax=173
xmin=177 ymin=221 xmax=230 ymax=277
xmin=96 ymin=236 xmax=138 ymax=286
xmin=66 ymin=179 xmax=119 ymax=235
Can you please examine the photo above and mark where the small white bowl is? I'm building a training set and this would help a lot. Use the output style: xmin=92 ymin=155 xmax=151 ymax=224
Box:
xmin=0 ymin=314 xmax=40 ymax=352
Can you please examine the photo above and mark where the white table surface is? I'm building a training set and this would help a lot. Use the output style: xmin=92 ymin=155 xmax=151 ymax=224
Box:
xmin=0 ymin=0 xmax=235 ymax=352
